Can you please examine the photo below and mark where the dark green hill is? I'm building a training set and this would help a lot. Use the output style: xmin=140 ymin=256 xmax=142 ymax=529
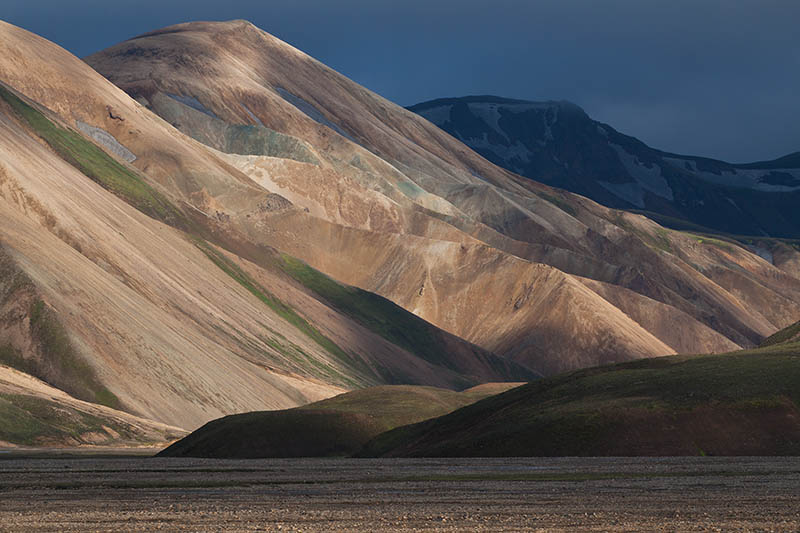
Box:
xmin=157 ymin=383 xmax=523 ymax=458
xmin=360 ymin=343 xmax=800 ymax=457
xmin=760 ymin=320 xmax=800 ymax=347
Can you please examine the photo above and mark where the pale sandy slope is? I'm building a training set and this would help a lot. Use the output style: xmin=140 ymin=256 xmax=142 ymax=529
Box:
xmin=0 ymin=102 xmax=342 ymax=429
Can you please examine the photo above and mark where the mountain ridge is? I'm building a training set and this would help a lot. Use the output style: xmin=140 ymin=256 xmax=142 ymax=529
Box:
xmin=410 ymin=94 xmax=800 ymax=237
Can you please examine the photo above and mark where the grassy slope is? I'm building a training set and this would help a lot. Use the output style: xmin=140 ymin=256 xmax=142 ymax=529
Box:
xmin=361 ymin=343 xmax=800 ymax=457
xmin=157 ymin=383 xmax=522 ymax=458
xmin=195 ymin=241 xmax=374 ymax=388
xmin=0 ymin=392 xmax=135 ymax=446
xmin=0 ymin=246 xmax=120 ymax=409
xmin=761 ymin=320 xmax=800 ymax=347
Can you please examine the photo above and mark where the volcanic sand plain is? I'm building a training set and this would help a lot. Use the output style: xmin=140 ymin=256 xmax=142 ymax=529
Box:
xmin=0 ymin=455 xmax=798 ymax=532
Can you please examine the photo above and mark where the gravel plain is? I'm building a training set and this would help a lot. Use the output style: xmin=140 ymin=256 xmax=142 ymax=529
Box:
xmin=0 ymin=454 xmax=798 ymax=532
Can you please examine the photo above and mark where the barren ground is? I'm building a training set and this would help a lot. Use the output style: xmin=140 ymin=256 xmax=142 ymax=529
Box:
xmin=0 ymin=455 xmax=798 ymax=531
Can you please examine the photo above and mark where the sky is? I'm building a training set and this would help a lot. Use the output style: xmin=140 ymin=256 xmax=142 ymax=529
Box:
xmin=4 ymin=0 xmax=799 ymax=163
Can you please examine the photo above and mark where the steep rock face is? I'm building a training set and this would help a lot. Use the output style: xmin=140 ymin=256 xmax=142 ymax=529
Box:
xmin=410 ymin=96 xmax=800 ymax=238
xmin=83 ymin=20 xmax=800 ymax=374
xmin=0 ymin=21 xmax=531 ymax=435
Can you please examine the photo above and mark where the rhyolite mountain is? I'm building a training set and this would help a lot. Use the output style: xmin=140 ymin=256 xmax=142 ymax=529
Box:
xmin=2 ymin=19 xmax=800 ymax=445
xmin=85 ymin=21 xmax=800 ymax=374
xmin=409 ymin=96 xmax=800 ymax=238
xmin=0 ymin=19 xmax=531 ymax=445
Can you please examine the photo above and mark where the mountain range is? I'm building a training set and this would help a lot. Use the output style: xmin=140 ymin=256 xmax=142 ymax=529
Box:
xmin=0 ymin=19 xmax=799 ymax=446
xmin=409 ymin=96 xmax=800 ymax=238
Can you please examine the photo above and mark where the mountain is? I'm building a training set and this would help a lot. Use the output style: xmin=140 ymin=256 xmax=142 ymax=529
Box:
xmin=84 ymin=21 xmax=800 ymax=375
xmin=2 ymin=19 xmax=800 ymax=442
xmin=158 ymin=383 xmax=522 ymax=458
xmin=409 ymin=96 xmax=800 ymax=238
xmin=361 ymin=340 xmax=800 ymax=457
xmin=0 ymin=20 xmax=529 ymax=442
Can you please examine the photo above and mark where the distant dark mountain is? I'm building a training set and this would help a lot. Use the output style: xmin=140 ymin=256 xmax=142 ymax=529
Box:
xmin=409 ymin=96 xmax=800 ymax=238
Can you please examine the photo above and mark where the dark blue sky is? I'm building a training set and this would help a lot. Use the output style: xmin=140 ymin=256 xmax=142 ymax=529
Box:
xmin=4 ymin=0 xmax=799 ymax=162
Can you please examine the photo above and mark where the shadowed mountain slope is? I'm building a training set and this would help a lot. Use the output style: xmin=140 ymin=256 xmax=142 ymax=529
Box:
xmin=410 ymin=96 xmax=800 ymax=238
xmin=84 ymin=20 xmax=800 ymax=376
xmin=158 ymin=383 xmax=523 ymax=458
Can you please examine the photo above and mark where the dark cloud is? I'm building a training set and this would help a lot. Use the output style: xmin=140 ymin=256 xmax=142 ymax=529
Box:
xmin=4 ymin=0 xmax=799 ymax=161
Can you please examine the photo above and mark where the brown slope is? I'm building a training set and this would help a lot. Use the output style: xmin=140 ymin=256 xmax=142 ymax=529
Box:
xmin=83 ymin=20 xmax=800 ymax=371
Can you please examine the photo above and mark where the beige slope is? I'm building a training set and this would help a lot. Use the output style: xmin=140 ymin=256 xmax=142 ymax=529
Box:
xmin=82 ymin=20 xmax=800 ymax=368
xmin=0 ymin=101 xmax=521 ymax=429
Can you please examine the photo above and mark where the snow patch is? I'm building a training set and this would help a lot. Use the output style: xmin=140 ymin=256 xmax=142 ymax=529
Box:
xmin=466 ymin=134 xmax=532 ymax=165
xmin=465 ymin=103 xmax=508 ymax=142
xmin=611 ymin=144 xmax=673 ymax=201
xmin=464 ymin=102 xmax=559 ymax=143
xmin=662 ymin=157 xmax=800 ymax=192
xmin=75 ymin=121 xmax=136 ymax=163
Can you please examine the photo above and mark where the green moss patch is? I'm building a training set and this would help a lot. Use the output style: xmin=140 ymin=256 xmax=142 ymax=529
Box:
xmin=0 ymin=393 xmax=131 ymax=446
xmin=761 ymin=320 xmax=800 ymax=347
xmin=0 ymin=85 xmax=188 ymax=229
